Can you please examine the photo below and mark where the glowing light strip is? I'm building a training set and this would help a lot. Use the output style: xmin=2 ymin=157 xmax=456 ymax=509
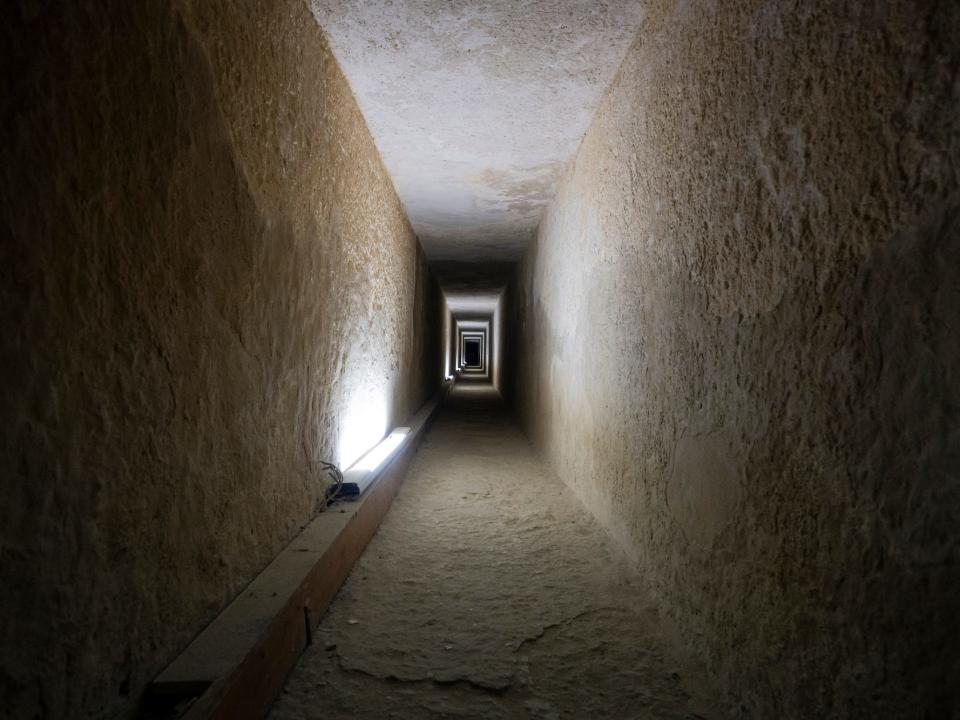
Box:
xmin=352 ymin=427 xmax=410 ymax=473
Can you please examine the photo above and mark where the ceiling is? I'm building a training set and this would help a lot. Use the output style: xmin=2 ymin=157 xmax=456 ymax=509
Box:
xmin=309 ymin=0 xmax=646 ymax=263
xmin=432 ymin=261 xmax=513 ymax=315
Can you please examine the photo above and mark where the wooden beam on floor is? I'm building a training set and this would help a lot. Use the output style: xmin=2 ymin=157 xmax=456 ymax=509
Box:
xmin=144 ymin=387 xmax=449 ymax=720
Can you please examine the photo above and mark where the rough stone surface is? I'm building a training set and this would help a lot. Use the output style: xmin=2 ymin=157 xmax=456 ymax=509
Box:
xmin=510 ymin=1 xmax=960 ymax=717
xmin=308 ymin=0 xmax=647 ymax=262
xmin=0 ymin=2 xmax=439 ymax=718
xmin=270 ymin=385 xmax=726 ymax=719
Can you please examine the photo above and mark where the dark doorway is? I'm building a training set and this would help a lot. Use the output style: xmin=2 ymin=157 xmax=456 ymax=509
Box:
xmin=464 ymin=338 xmax=481 ymax=367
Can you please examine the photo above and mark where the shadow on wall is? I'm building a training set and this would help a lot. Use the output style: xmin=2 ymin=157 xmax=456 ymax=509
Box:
xmin=509 ymin=1 xmax=960 ymax=717
xmin=0 ymin=1 xmax=441 ymax=718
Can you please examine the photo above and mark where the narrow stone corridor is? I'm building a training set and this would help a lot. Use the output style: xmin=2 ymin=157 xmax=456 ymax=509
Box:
xmin=269 ymin=384 xmax=722 ymax=719
xmin=3 ymin=2 xmax=957 ymax=718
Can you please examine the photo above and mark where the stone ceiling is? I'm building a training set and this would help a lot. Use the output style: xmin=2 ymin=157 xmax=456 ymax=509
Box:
xmin=309 ymin=0 xmax=645 ymax=262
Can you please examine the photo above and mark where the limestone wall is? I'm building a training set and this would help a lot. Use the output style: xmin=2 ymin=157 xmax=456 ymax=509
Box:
xmin=0 ymin=1 xmax=438 ymax=717
xmin=511 ymin=1 xmax=960 ymax=716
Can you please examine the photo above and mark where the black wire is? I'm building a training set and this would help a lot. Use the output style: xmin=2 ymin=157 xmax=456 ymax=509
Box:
xmin=320 ymin=461 xmax=343 ymax=506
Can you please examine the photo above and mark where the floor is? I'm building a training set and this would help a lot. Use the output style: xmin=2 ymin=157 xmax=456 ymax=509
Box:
xmin=269 ymin=384 xmax=724 ymax=719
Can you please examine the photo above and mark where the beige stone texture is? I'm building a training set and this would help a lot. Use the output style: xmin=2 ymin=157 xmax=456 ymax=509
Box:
xmin=510 ymin=1 xmax=960 ymax=716
xmin=271 ymin=386 xmax=726 ymax=719
xmin=0 ymin=1 xmax=439 ymax=717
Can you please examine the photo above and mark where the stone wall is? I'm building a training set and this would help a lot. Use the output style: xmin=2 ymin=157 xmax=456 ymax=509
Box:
xmin=510 ymin=1 xmax=959 ymax=716
xmin=0 ymin=1 xmax=438 ymax=717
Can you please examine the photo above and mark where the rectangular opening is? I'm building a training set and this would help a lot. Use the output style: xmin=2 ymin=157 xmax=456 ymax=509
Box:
xmin=464 ymin=338 xmax=481 ymax=367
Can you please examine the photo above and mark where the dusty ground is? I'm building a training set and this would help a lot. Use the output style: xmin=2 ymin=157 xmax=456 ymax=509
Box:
xmin=269 ymin=384 xmax=726 ymax=719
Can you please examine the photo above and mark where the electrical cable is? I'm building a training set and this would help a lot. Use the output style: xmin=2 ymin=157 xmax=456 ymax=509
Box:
xmin=320 ymin=460 xmax=343 ymax=506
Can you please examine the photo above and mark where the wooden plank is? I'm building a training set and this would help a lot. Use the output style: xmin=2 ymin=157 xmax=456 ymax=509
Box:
xmin=145 ymin=388 xmax=447 ymax=719
xmin=151 ymin=512 xmax=351 ymax=690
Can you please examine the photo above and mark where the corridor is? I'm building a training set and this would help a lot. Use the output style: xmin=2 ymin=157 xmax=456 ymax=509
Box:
xmin=270 ymin=384 xmax=720 ymax=720
xmin=2 ymin=1 xmax=957 ymax=719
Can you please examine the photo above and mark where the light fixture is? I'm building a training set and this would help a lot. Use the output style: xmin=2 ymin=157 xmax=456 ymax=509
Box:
xmin=353 ymin=428 xmax=409 ymax=472
xmin=337 ymin=427 xmax=411 ymax=497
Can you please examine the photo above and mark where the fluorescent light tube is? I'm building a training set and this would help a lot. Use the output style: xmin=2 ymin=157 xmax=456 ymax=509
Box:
xmin=353 ymin=428 xmax=409 ymax=472
xmin=334 ymin=427 xmax=412 ymax=499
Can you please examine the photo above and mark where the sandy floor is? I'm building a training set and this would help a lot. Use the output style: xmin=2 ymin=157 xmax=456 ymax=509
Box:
xmin=269 ymin=384 xmax=724 ymax=719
